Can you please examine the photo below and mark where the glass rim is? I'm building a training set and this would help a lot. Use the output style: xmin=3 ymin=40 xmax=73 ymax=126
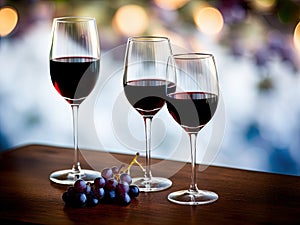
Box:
xmin=128 ymin=36 xmax=170 ymax=43
xmin=172 ymin=53 xmax=214 ymax=60
xmin=53 ymin=16 xmax=96 ymax=23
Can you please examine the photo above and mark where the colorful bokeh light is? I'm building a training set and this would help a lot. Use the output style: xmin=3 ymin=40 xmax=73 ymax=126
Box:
xmin=194 ymin=6 xmax=224 ymax=36
xmin=252 ymin=0 xmax=277 ymax=11
xmin=293 ymin=21 xmax=300 ymax=52
xmin=154 ymin=0 xmax=190 ymax=10
xmin=0 ymin=7 xmax=18 ymax=37
xmin=112 ymin=5 xmax=149 ymax=36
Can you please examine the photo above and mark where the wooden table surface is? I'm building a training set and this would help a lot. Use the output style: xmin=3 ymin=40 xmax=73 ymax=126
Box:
xmin=0 ymin=144 xmax=299 ymax=225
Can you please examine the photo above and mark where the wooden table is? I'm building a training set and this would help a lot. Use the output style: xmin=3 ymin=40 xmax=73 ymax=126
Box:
xmin=0 ymin=145 xmax=299 ymax=225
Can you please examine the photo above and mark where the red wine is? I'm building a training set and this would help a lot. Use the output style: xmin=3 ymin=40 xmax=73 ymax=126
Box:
xmin=50 ymin=57 xmax=99 ymax=104
xmin=124 ymin=79 xmax=171 ymax=117
xmin=166 ymin=92 xmax=218 ymax=132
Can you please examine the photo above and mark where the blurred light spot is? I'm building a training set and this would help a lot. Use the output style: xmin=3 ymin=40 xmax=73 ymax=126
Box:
xmin=154 ymin=0 xmax=190 ymax=10
xmin=293 ymin=21 xmax=300 ymax=52
xmin=0 ymin=7 xmax=18 ymax=37
xmin=252 ymin=0 xmax=276 ymax=11
xmin=194 ymin=7 xmax=224 ymax=36
xmin=113 ymin=5 xmax=149 ymax=36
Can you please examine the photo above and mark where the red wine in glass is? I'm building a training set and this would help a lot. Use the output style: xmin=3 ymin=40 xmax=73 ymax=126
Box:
xmin=50 ymin=56 xmax=99 ymax=104
xmin=124 ymin=79 xmax=169 ymax=116
xmin=166 ymin=92 xmax=218 ymax=132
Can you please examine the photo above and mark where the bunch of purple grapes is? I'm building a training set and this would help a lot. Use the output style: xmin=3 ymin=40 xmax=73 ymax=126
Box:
xmin=62 ymin=167 xmax=139 ymax=207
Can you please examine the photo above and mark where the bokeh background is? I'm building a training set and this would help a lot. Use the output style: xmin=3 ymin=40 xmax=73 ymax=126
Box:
xmin=1 ymin=0 xmax=300 ymax=176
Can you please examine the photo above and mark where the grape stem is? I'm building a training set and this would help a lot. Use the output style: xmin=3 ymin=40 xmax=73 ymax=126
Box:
xmin=124 ymin=152 xmax=145 ymax=174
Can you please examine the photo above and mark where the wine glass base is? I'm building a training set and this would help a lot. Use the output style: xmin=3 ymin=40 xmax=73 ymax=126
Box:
xmin=50 ymin=169 xmax=101 ymax=185
xmin=132 ymin=177 xmax=172 ymax=192
xmin=168 ymin=189 xmax=218 ymax=205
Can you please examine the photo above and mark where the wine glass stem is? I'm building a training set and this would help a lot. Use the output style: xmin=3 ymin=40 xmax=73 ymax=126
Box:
xmin=188 ymin=132 xmax=199 ymax=192
xmin=71 ymin=105 xmax=81 ymax=173
xmin=143 ymin=117 xmax=153 ymax=183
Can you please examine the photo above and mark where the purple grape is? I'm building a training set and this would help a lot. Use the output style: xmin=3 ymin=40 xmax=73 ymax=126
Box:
xmin=104 ymin=190 xmax=117 ymax=203
xmin=101 ymin=168 xmax=113 ymax=179
xmin=92 ymin=187 xmax=105 ymax=200
xmin=86 ymin=193 xmax=99 ymax=206
xmin=74 ymin=179 xmax=87 ymax=193
xmin=119 ymin=173 xmax=132 ymax=184
xmin=117 ymin=182 xmax=130 ymax=194
xmin=67 ymin=186 xmax=76 ymax=196
xmin=129 ymin=185 xmax=139 ymax=198
xmin=74 ymin=193 xmax=87 ymax=207
xmin=94 ymin=176 xmax=106 ymax=188
xmin=106 ymin=179 xmax=118 ymax=191
xmin=117 ymin=193 xmax=131 ymax=206
xmin=111 ymin=166 xmax=119 ymax=174
xmin=62 ymin=191 xmax=71 ymax=204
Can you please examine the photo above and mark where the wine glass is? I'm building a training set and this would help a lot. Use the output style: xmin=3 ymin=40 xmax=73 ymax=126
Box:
xmin=166 ymin=53 xmax=219 ymax=205
xmin=123 ymin=36 xmax=173 ymax=192
xmin=49 ymin=17 xmax=101 ymax=185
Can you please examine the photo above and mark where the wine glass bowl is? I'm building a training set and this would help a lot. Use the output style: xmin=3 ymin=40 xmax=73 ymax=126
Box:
xmin=123 ymin=36 xmax=173 ymax=192
xmin=49 ymin=17 xmax=101 ymax=185
xmin=166 ymin=53 xmax=219 ymax=205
